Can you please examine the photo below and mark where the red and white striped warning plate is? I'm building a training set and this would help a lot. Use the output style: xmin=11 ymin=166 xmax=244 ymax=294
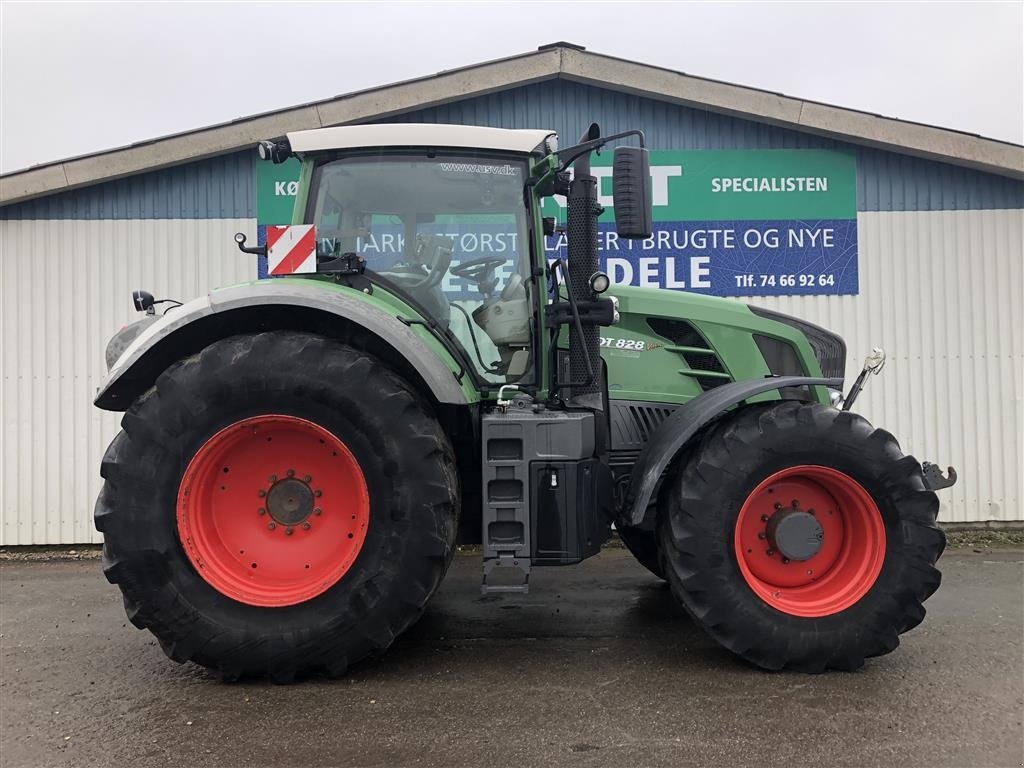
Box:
xmin=266 ymin=225 xmax=317 ymax=276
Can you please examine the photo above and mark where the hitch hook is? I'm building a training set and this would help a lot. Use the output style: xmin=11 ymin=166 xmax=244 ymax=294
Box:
xmin=921 ymin=462 xmax=958 ymax=491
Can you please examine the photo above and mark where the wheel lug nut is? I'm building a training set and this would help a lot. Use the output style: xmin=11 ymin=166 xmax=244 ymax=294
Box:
xmin=782 ymin=558 xmax=790 ymax=564
xmin=808 ymin=508 xmax=815 ymax=515
xmin=303 ymin=475 xmax=312 ymax=483
xmin=258 ymin=508 xmax=266 ymax=516
xmin=773 ymin=502 xmax=782 ymax=511
xmin=314 ymin=490 xmax=322 ymax=498
xmin=760 ymin=515 xmax=769 ymax=522
xmin=285 ymin=527 xmax=294 ymax=536
xmin=766 ymin=548 xmax=775 ymax=556
xmin=269 ymin=474 xmax=277 ymax=483
xmin=791 ymin=499 xmax=799 ymax=508
xmin=257 ymin=489 xmax=266 ymax=498
xmin=313 ymin=508 xmax=322 ymax=516
xmin=287 ymin=469 xmax=295 ymax=478
xmin=302 ymin=522 xmax=311 ymax=531
xmin=268 ymin=522 xmax=276 ymax=530
xmin=758 ymin=532 xmax=766 ymax=540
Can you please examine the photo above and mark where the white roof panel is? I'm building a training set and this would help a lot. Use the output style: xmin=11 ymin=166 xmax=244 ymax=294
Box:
xmin=286 ymin=124 xmax=556 ymax=155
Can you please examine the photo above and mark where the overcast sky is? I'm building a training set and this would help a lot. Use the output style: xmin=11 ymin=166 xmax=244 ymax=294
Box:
xmin=1 ymin=1 xmax=1021 ymax=174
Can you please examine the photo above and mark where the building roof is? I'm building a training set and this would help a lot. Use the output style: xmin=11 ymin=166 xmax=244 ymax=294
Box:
xmin=287 ymin=124 xmax=555 ymax=155
xmin=2 ymin=43 xmax=1022 ymax=206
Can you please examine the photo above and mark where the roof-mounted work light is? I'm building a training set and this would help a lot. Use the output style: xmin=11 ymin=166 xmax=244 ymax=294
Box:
xmin=256 ymin=139 xmax=292 ymax=164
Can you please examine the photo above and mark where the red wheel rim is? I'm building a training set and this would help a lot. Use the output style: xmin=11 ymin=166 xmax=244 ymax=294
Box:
xmin=733 ymin=465 xmax=885 ymax=618
xmin=176 ymin=415 xmax=370 ymax=607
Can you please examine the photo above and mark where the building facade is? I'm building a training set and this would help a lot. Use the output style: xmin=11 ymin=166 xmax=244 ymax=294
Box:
xmin=2 ymin=45 xmax=1022 ymax=544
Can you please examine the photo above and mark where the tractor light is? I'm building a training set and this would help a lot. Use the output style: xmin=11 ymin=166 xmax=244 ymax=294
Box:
xmin=132 ymin=289 xmax=155 ymax=314
xmin=589 ymin=271 xmax=611 ymax=294
xmin=256 ymin=139 xmax=292 ymax=164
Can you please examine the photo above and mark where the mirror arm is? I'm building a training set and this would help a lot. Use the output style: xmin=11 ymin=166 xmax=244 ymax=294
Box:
xmin=556 ymin=129 xmax=646 ymax=173
xmin=234 ymin=233 xmax=267 ymax=256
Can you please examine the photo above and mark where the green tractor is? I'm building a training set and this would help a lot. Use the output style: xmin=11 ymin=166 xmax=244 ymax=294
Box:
xmin=94 ymin=123 xmax=954 ymax=679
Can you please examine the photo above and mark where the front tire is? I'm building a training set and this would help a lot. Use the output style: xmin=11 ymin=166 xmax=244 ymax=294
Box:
xmin=659 ymin=401 xmax=945 ymax=672
xmin=95 ymin=332 xmax=459 ymax=680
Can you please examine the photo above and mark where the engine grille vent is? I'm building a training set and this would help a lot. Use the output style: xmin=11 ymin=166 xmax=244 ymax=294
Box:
xmin=748 ymin=305 xmax=847 ymax=381
xmin=646 ymin=318 xmax=705 ymax=347
xmin=646 ymin=318 xmax=730 ymax=391
xmin=682 ymin=351 xmax=726 ymax=374
xmin=610 ymin=401 xmax=678 ymax=451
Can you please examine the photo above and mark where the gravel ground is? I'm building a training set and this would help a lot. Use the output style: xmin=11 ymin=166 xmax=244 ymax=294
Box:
xmin=1 ymin=546 xmax=1022 ymax=768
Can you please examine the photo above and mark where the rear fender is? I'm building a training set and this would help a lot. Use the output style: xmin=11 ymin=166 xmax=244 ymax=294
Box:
xmin=95 ymin=280 xmax=471 ymax=410
xmin=621 ymin=376 xmax=843 ymax=526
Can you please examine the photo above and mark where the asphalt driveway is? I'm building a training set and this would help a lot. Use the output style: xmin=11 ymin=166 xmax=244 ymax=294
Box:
xmin=1 ymin=547 xmax=1021 ymax=768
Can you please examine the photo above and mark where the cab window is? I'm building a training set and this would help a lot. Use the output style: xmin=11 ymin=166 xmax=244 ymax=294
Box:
xmin=309 ymin=153 xmax=533 ymax=384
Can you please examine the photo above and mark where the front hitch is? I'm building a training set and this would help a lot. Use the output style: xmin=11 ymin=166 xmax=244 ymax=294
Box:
xmin=922 ymin=462 xmax=958 ymax=491
xmin=840 ymin=347 xmax=958 ymax=492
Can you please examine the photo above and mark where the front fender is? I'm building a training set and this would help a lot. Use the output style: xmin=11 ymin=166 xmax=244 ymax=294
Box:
xmin=621 ymin=375 xmax=843 ymax=526
xmin=95 ymin=280 xmax=471 ymax=410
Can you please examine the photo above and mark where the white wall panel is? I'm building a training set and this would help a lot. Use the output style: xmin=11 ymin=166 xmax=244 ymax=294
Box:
xmin=752 ymin=209 xmax=1023 ymax=524
xmin=1 ymin=209 xmax=1021 ymax=543
xmin=1 ymin=218 xmax=257 ymax=545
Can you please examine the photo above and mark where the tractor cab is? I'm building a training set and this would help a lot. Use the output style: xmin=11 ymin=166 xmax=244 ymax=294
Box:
xmin=304 ymin=145 xmax=536 ymax=383
xmin=254 ymin=123 xmax=652 ymax=396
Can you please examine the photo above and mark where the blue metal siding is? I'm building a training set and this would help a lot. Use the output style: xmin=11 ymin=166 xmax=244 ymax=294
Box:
xmin=393 ymin=80 xmax=1024 ymax=213
xmin=2 ymin=79 xmax=1021 ymax=220
xmin=1 ymin=151 xmax=256 ymax=221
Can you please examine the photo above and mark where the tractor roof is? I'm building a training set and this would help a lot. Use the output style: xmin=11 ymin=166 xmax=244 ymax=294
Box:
xmin=286 ymin=124 xmax=557 ymax=156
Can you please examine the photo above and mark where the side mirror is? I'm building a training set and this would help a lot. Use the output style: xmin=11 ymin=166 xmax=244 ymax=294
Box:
xmin=612 ymin=146 xmax=652 ymax=240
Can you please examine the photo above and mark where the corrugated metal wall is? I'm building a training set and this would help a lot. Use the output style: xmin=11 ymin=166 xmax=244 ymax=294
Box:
xmin=755 ymin=209 xmax=1023 ymax=525
xmin=390 ymin=80 xmax=1024 ymax=212
xmin=0 ymin=153 xmax=256 ymax=220
xmin=1 ymin=209 xmax=1019 ymax=543
xmin=1 ymin=77 xmax=1022 ymax=543
xmin=1 ymin=218 xmax=256 ymax=544
xmin=4 ymin=82 xmax=1022 ymax=222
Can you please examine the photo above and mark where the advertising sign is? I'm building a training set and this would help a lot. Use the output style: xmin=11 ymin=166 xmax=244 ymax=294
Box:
xmin=255 ymin=157 xmax=302 ymax=278
xmin=255 ymin=149 xmax=858 ymax=295
xmin=542 ymin=149 xmax=858 ymax=296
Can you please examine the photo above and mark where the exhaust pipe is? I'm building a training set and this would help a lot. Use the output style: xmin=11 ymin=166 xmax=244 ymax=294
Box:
xmin=566 ymin=124 xmax=603 ymax=406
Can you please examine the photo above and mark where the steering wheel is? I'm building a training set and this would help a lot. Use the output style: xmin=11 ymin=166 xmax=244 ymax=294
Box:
xmin=387 ymin=235 xmax=454 ymax=290
xmin=451 ymin=256 xmax=508 ymax=298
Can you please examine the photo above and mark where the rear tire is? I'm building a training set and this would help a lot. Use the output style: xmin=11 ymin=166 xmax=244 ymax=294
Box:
xmin=658 ymin=401 xmax=945 ymax=672
xmin=95 ymin=331 xmax=459 ymax=681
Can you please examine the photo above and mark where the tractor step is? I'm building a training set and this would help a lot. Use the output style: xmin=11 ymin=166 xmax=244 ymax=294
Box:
xmin=481 ymin=554 xmax=530 ymax=595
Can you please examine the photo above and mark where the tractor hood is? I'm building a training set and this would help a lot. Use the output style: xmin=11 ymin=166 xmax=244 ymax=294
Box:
xmin=601 ymin=285 xmax=841 ymax=405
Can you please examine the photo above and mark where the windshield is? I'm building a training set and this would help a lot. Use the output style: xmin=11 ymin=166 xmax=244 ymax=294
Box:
xmin=309 ymin=153 xmax=534 ymax=384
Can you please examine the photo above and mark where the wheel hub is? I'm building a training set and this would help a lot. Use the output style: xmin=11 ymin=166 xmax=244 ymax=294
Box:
xmin=265 ymin=478 xmax=313 ymax=526
xmin=733 ymin=465 xmax=886 ymax=617
xmin=766 ymin=508 xmax=823 ymax=561
xmin=176 ymin=414 xmax=371 ymax=607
